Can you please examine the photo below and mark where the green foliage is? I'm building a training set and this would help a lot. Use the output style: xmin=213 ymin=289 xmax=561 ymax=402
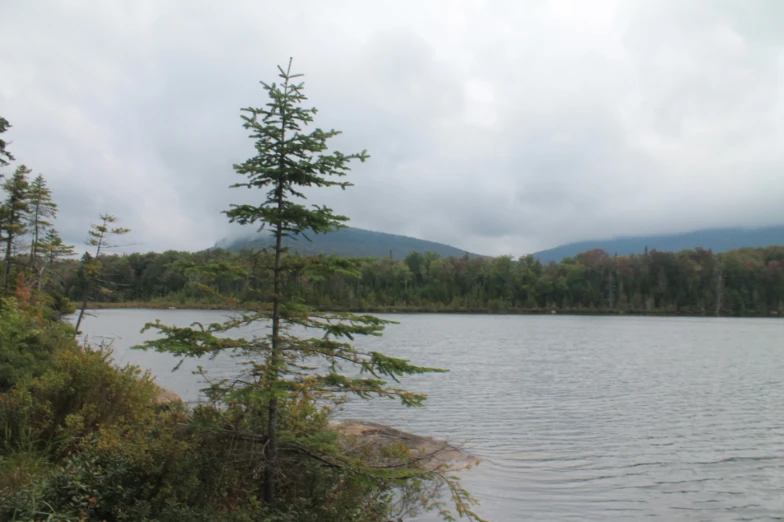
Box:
xmin=0 ymin=298 xmax=70 ymax=393
xmin=0 ymin=345 xmax=202 ymax=521
xmin=74 ymin=214 xmax=131 ymax=332
xmin=1 ymin=165 xmax=32 ymax=293
xmin=0 ymin=323 xmax=220 ymax=521
xmin=224 ymin=59 xmax=368 ymax=239
xmin=0 ymin=92 xmax=479 ymax=521
xmin=0 ymin=117 xmax=12 ymax=167
xmin=0 ymin=164 xmax=72 ymax=298
xmin=0 ymin=340 xmax=468 ymax=521
xmin=39 ymin=229 xmax=75 ymax=267
xmin=27 ymin=175 xmax=58 ymax=290
xmin=0 ymin=347 xmax=156 ymax=457
xmin=135 ymin=61 xmax=479 ymax=520
xmin=59 ymin=244 xmax=784 ymax=317
xmin=0 ymin=166 xmax=31 ymax=242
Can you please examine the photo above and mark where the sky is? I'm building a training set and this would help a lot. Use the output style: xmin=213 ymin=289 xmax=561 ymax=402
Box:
xmin=1 ymin=0 xmax=783 ymax=257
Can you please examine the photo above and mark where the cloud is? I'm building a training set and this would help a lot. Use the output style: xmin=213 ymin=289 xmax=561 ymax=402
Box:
xmin=1 ymin=0 xmax=783 ymax=256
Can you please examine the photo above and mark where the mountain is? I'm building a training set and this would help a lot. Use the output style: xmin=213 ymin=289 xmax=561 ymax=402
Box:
xmin=533 ymin=226 xmax=784 ymax=263
xmin=215 ymin=227 xmax=478 ymax=259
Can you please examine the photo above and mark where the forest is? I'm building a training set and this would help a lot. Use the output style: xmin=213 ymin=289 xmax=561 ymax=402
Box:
xmin=58 ymin=244 xmax=784 ymax=317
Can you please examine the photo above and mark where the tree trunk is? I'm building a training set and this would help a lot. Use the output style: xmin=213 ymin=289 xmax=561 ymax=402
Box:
xmin=29 ymin=202 xmax=41 ymax=288
xmin=3 ymin=231 xmax=13 ymax=293
xmin=264 ymin=70 xmax=290 ymax=504
xmin=264 ymin=213 xmax=282 ymax=504
xmin=36 ymin=265 xmax=44 ymax=292
xmin=74 ymin=285 xmax=90 ymax=333
xmin=3 ymin=204 xmax=16 ymax=294
xmin=75 ymin=233 xmax=104 ymax=333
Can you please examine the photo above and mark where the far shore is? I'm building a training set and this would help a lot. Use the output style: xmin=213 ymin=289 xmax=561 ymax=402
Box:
xmin=84 ymin=301 xmax=782 ymax=318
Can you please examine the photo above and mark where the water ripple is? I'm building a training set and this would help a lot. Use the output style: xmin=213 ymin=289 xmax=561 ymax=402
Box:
xmin=77 ymin=310 xmax=784 ymax=521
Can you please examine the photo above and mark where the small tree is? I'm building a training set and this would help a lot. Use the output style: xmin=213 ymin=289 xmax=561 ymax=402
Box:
xmin=139 ymin=60 xmax=481 ymax=520
xmin=38 ymin=228 xmax=76 ymax=292
xmin=1 ymin=165 xmax=31 ymax=293
xmin=74 ymin=214 xmax=129 ymax=332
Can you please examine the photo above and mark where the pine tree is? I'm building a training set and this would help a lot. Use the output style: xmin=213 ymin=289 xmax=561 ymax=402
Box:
xmin=0 ymin=117 xmax=13 ymax=168
xmin=1 ymin=165 xmax=31 ymax=293
xmin=27 ymin=174 xmax=58 ymax=288
xmin=74 ymin=214 xmax=129 ymax=332
xmin=38 ymin=228 xmax=76 ymax=292
xmin=139 ymin=61 xmax=480 ymax=519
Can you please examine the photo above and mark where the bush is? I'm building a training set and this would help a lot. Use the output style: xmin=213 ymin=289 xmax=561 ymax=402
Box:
xmin=0 ymin=298 xmax=74 ymax=393
xmin=0 ymin=346 xmax=196 ymax=521
xmin=1 ymin=390 xmax=417 ymax=521
xmin=0 ymin=347 xmax=157 ymax=457
xmin=0 ymin=349 xmax=411 ymax=522
xmin=0 ymin=303 xmax=475 ymax=521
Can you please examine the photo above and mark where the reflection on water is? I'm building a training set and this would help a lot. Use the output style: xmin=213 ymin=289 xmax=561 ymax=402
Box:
xmin=74 ymin=309 xmax=784 ymax=521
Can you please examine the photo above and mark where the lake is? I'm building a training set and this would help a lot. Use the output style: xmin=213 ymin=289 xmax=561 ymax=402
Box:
xmin=74 ymin=309 xmax=784 ymax=521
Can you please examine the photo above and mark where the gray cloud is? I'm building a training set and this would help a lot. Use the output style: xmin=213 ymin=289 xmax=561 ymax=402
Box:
xmin=1 ymin=0 xmax=783 ymax=256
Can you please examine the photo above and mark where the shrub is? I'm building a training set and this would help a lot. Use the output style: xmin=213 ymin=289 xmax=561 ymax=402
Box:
xmin=0 ymin=303 xmax=476 ymax=521
xmin=0 ymin=298 xmax=74 ymax=393
xmin=0 ymin=347 xmax=156 ymax=458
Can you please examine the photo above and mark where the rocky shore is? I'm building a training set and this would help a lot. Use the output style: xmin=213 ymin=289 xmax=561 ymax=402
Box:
xmin=151 ymin=387 xmax=475 ymax=471
xmin=330 ymin=419 xmax=478 ymax=471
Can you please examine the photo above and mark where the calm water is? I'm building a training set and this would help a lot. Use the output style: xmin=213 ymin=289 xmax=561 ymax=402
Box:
xmin=74 ymin=309 xmax=784 ymax=521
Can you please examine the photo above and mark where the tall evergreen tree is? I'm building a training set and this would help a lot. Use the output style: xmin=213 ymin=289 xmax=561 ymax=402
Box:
xmin=27 ymin=174 xmax=58 ymax=287
xmin=74 ymin=214 xmax=129 ymax=332
xmin=225 ymin=58 xmax=378 ymax=505
xmin=1 ymin=165 xmax=31 ymax=293
xmin=139 ymin=61 xmax=479 ymax=519
xmin=0 ymin=117 xmax=13 ymax=168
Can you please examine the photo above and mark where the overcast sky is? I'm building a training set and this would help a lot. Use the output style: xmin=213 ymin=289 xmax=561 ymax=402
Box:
xmin=1 ymin=0 xmax=783 ymax=256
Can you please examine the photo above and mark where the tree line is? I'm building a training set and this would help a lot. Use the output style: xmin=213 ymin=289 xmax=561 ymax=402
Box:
xmin=4 ymin=114 xmax=781 ymax=321
xmin=55 ymin=243 xmax=784 ymax=317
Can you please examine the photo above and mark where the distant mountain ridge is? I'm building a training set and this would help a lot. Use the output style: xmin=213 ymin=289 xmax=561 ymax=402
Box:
xmin=533 ymin=226 xmax=784 ymax=263
xmin=215 ymin=227 xmax=477 ymax=259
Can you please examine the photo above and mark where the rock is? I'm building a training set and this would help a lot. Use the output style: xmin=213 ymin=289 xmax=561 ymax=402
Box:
xmin=152 ymin=384 xmax=182 ymax=405
xmin=330 ymin=419 xmax=479 ymax=471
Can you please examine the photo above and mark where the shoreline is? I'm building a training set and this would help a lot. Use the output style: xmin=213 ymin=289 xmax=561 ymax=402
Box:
xmin=84 ymin=301 xmax=782 ymax=318
xmin=148 ymin=387 xmax=474 ymax=470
